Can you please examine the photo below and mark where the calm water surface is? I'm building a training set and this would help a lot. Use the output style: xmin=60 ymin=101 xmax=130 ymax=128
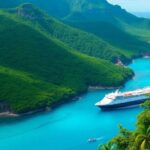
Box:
xmin=0 ymin=58 xmax=150 ymax=150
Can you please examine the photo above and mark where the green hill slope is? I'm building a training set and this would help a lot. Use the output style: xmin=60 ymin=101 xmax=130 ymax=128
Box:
xmin=6 ymin=3 xmax=135 ymax=64
xmin=0 ymin=11 xmax=133 ymax=114
xmin=1 ymin=0 xmax=150 ymax=60
xmin=5 ymin=0 xmax=149 ymax=43
xmin=61 ymin=0 xmax=150 ymax=56
xmin=67 ymin=20 xmax=150 ymax=55
xmin=62 ymin=0 xmax=150 ymax=44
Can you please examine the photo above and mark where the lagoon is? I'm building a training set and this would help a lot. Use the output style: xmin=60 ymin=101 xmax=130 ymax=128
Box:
xmin=0 ymin=58 xmax=150 ymax=150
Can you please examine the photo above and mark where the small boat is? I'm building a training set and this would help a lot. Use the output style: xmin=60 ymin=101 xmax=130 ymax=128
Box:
xmin=87 ymin=138 xmax=97 ymax=143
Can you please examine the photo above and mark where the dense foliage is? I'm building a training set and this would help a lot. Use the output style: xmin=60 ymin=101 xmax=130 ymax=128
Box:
xmin=98 ymin=101 xmax=150 ymax=150
xmin=1 ymin=1 xmax=150 ymax=63
xmin=0 ymin=11 xmax=133 ymax=113
xmin=5 ymin=4 xmax=133 ymax=64
xmin=67 ymin=21 xmax=150 ymax=55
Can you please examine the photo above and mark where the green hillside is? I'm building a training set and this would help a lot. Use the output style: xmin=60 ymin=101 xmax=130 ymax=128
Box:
xmin=67 ymin=20 xmax=150 ymax=55
xmin=0 ymin=11 xmax=133 ymax=113
xmin=1 ymin=0 xmax=150 ymax=60
xmin=56 ymin=0 xmax=150 ymax=43
xmin=62 ymin=0 xmax=150 ymax=45
xmin=121 ymin=20 xmax=150 ymax=42
xmin=62 ymin=0 xmax=150 ymax=56
xmin=6 ymin=3 xmax=134 ymax=64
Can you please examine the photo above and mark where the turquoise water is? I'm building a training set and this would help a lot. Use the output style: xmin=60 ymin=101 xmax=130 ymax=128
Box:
xmin=0 ymin=58 xmax=150 ymax=150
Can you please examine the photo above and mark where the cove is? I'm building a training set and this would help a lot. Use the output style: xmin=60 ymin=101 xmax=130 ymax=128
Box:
xmin=0 ymin=58 xmax=150 ymax=150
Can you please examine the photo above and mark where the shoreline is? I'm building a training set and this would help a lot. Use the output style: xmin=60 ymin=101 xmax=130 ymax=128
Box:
xmin=0 ymin=85 xmax=124 ymax=118
xmin=0 ymin=108 xmax=52 ymax=118
xmin=0 ymin=83 xmax=132 ymax=118
xmin=0 ymin=57 xmax=141 ymax=118
xmin=0 ymin=112 xmax=19 ymax=117
xmin=88 ymin=85 xmax=122 ymax=91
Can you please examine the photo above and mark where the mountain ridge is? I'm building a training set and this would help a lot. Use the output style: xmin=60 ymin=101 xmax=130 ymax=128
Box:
xmin=6 ymin=3 xmax=135 ymax=64
xmin=1 ymin=0 xmax=150 ymax=59
xmin=0 ymin=9 xmax=133 ymax=113
xmin=13 ymin=3 xmax=150 ymax=62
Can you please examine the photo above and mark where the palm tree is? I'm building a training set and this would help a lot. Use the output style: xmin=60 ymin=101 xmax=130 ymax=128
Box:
xmin=99 ymin=144 xmax=110 ymax=150
xmin=135 ymin=126 xmax=150 ymax=150
xmin=99 ymin=143 xmax=117 ymax=150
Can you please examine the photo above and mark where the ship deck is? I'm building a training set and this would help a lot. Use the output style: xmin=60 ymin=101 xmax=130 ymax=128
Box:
xmin=108 ymin=95 xmax=149 ymax=105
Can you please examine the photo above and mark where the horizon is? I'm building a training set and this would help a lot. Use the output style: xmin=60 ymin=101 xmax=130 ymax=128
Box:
xmin=107 ymin=0 xmax=150 ymax=12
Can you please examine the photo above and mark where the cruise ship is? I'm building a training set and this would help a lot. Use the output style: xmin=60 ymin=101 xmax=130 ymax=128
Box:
xmin=95 ymin=87 xmax=150 ymax=110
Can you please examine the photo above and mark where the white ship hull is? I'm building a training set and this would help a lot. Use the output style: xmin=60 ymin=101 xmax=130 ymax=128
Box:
xmin=95 ymin=87 xmax=150 ymax=110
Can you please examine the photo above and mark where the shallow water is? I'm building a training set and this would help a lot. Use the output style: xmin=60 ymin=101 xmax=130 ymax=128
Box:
xmin=0 ymin=58 xmax=150 ymax=150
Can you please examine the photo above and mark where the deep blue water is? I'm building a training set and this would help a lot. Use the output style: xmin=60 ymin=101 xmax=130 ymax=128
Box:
xmin=0 ymin=58 xmax=150 ymax=150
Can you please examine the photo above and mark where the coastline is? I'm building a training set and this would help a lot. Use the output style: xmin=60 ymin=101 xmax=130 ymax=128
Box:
xmin=0 ymin=58 xmax=138 ymax=118
xmin=0 ymin=85 xmax=125 ymax=118
xmin=88 ymin=85 xmax=122 ymax=91
xmin=0 ymin=83 xmax=132 ymax=118
xmin=0 ymin=57 xmax=147 ymax=150
xmin=0 ymin=112 xmax=19 ymax=117
xmin=0 ymin=108 xmax=52 ymax=118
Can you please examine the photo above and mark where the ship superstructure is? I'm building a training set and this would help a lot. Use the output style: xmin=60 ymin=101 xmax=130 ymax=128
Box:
xmin=95 ymin=87 xmax=150 ymax=110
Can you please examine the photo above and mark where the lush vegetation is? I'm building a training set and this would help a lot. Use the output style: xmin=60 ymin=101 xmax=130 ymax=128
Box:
xmin=98 ymin=100 xmax=150 ymax=150
xmin=0 ymin=1 xmax=148 ymax=148
xmin=1 ymin=1 xmax=150 ymax=63
xmin=67 ymin=21 xmax=150 ymax=55
xmin=62 ymin=1 xmax=150 ymax=59
xmin=4 ymin=3 xmax=133 ymax=64
xmin=0 ymin=11 xmax=133 ymax=113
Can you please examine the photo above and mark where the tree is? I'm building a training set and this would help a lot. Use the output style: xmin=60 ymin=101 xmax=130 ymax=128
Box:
xmin=134 ymin=126 xmax=150 ymax=150
xmin=99 ymin=144 xmax=110 ymax=150
xmin=98 ymin=100 xmax=150 ymax=150
xmin=98 ymin=143 xmax=117 ymax=150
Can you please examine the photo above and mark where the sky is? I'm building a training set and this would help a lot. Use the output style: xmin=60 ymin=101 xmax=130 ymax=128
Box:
xmin=107 ymin=0 xmax=150 ymax=12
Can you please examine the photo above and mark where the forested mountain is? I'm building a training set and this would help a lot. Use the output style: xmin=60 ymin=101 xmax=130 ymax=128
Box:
xmin=0 ymin=0 xmax=149 ymax=114
xmin=1 ymin=0 xmax=150 ymax=61
xmin=7 ymin=3 xmax=137 ymax=64
xmin=0 ymin=10 xmax=133 ymax=113
xmin=0 ymin=1 xmax=149 ymax=149
xmin=62 ymin=0 xmax=150 ymax=42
